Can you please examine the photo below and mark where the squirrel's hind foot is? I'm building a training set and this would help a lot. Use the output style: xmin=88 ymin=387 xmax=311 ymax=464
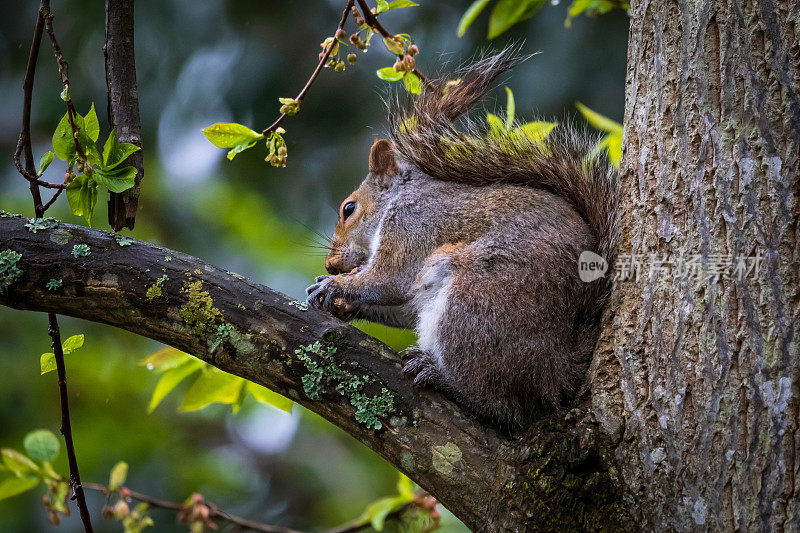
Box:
xmin=402 ymin=348 xmax=446 ymax=388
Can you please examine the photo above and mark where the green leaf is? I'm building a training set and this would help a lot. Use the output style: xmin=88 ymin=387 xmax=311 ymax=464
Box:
xmin=246 ymin=383 xmax=294 ymax=413
xmin=382 ymin=36 xmax=405 ymax=56
xmin=376 ymin=0 xmax=390 ymax=13
xmin=201 ymin=122 xmax=264 ymax=148
xmin=102 ymin=129 xmax=141 ymax=170
xmin=38 ymin=151 xmax=55 ymax=175
xmin=179 ymin=368 xmax=246 ymax=412
xmin=376 ymin=67 xmax=404 ymax=82
xmin=52 ymin=111 xmax=84 ymax=162
xmin=40 ymin=353 xmax=56 ymax=374
xmin=94 ymin=166 xmax=137 ymax=193
xmin=62 ymin=334 xmax=84 ymax=354
xmin=23 ymin=430 xmax=60 ymax=463
xmin=575 ymin=102 xmax=623 ymax=133
xmin=511 ymin=121 xmax=557 ymax=142
xmin=488 ymin=0 xmax=547 ymax=38
xmin=0 ymin=476 xmax=39 ymax=501
xmin=226 ymin=140 xmax=259 ymax=161
xmin=504 ymin=87 xmax=515 ymax=130
xmin=202 ymin=123 xmax=263 ymax=161
xmin=396 ymin=473 xmax=414 ymax=499
xmin=148 ymin=358 xmax=204 ymax=413
xmin=403 ymin=72 xmax=422 ymax=94
xmin=142 ymin=347 xmax=193 ymax=373
xmin=486 ymin=113 xmax=506 ymax=135
xmin=590 ymin=133 xmax=623 ymax=168
xmin=386 ymin=0 xmax=419 ymax=9
xmin=41 ymin=334 xmax=85 ymax=374
xmin=457 ymin=0 xmax=492 ymax=36
xmin=84 ymin=103 xmax=100 ymax=143
xmin=1 ymin=449 xmax=39 ymax=478
xmin=66 ymin=174 xmax=98 ymax=226
xmin=108 ymin=461 xmax=128 ymax=491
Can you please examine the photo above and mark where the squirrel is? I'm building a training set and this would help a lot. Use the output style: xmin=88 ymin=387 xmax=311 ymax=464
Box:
xmin=306 ymin=50 xmax=619 ymax=431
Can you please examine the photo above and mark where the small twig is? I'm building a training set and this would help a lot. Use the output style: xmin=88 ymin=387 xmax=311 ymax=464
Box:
xmin=41 ymin=2 xmax=87 ymax=165
xmin=82 ymin=482 xmax=304 ymax=533
xmin=41 ymin=188 xmax=65 ymax=211
xmin=354 ymin=0 xmax=434 ymax=90
xmin=49 ymin=314 xmax=94 ymax=533
xmin=14 ymin=1 xmax=47 ymax=215
xmin=263 ymin=0 xmax=356 ymax=134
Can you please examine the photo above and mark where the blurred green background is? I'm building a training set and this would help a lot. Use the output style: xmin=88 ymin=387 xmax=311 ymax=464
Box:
xmin=0 ymin=0 xmax=628 ymax=531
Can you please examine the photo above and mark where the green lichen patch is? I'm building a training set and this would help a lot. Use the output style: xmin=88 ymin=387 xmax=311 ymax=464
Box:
xmin=432 ymin=442 xmax=462 ymax=475
xmin=210 ymin=323 xmax=234 ymax=352
xmin=164 ymin=255 xmax=172 ymax=262
xmin=25 ymin=217 xmax=59 ymax=233
xmin=49 ymin=228 xmax=71 ymax=246
xmin=294 ymin=341 xmax=396 ymax=429
xmin=288 ymin=299 xmax=309 ymax=311
xmin=0 ymin=249 xmax=23 ymax=295
xmin=179 ymin=279 xmax=222 ymax=336
xmin=71 ymin=244 xmax=91 ymax=258
xmin=46 ymin=279 xmax=63 ymax=291
xmin=0 ymin=210 xmax=16 ymax=218
xmin=146 ymin=275 xmax=168 ymax=302
xmin=114 ymin=234 xmax=133 ymax=247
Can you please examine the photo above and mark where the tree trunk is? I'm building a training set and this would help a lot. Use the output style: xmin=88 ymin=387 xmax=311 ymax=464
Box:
xmin=592 ymin=0 xmax=799 ymax=529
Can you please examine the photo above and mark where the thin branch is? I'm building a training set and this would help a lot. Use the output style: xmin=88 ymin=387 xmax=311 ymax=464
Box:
xmin=82 ymin=481 xmax=306 ymax=533
xmin=49 ymin=314 xmax=94 ymax=533
xmin=354 ymin=0 xmax=433 ymax=90
xmin=41 ymin=2 xmax=87 ymax=165
xmin=14 ymin=1 xmax=47 ymax=216
xmin=263 ymin=0 xmax=356 ymax=134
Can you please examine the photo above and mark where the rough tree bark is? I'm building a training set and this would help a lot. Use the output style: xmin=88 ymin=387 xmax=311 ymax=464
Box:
xmin=2 ymin=0 xmax=798 ymax=529
xmin=104 ymin=0 xmax=144 ymax=231
xmin=591 ymin=0 xmax=799 ymax=529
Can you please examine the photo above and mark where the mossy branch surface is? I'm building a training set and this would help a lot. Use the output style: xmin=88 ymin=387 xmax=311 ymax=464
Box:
xmin=0 ymin=214 xmax=632 ymax=531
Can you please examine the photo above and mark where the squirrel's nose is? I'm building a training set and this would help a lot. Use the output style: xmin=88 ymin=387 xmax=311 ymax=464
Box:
xmin=325 ymin=258 xmax=338 ymax=275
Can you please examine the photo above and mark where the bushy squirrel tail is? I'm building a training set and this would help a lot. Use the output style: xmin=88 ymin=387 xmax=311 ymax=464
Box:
xmin=388 ymin=47 xmax=620 ymax=318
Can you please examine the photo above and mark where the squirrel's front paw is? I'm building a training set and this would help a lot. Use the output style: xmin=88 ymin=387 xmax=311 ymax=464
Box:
xmin=305 ymin=276 xmax=355 ymax=319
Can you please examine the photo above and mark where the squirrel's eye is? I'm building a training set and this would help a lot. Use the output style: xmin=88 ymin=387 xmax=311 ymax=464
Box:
xmin=342 ymin=201 xmax=356 ymax=221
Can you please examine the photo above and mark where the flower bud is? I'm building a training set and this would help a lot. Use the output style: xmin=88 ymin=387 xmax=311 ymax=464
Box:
xmin=347 ymin=53 xmax=357 ymax=64
xmin=335 ymin=29 xmax=347 ymax=42
xmin=408 ymin=44 xmax=419 ymax=56
xmin=392 ymin=60 xmax=403 ymax=72
xmin=334 ymin=60 xmax=345 ymax=72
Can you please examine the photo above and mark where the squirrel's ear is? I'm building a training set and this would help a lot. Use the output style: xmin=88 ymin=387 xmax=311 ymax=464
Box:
xmin=368 ymin=139 xmax=398 ymax=178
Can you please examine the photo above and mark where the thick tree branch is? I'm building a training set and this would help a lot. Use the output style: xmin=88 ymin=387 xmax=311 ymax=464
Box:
xmin=104 ymin=0 xmax=144 ymax=231
xmin=0 ymin=214 xmax=633 ymax=531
